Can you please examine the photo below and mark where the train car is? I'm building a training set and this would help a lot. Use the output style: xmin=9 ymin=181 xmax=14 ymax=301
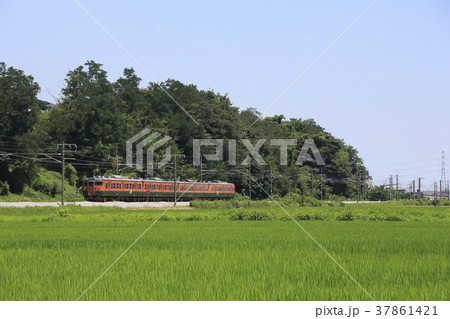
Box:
xmin=81 ymin=175 xmax=235 ymax=201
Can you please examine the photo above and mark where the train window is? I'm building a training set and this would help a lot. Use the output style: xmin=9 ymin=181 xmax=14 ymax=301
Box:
xmin=95 ymin=182 xmax=102 ymax=186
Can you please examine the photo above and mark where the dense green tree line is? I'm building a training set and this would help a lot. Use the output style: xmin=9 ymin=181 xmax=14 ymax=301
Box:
xmin=0 ymin=61 xmax=368 ymax=199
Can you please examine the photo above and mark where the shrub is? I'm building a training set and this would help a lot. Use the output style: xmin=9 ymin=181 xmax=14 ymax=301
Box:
xmin=383 ymin=215 xmax=404 ymax=221
xmin=229 ymin=208 xmax=272 ymax=221
xmin=336 ymin=211 xmax=355 ymax=221
xmin=0 ymin=181 xmax=10 ymax=196
xmin=57 ymin=208 xmax=70 ymax=218
xmin=295 ymin=211 xmax=311 ymax=220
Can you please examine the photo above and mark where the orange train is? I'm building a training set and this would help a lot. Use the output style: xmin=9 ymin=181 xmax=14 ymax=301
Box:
xmin=81 ymin=175 xmax=235 ymax=201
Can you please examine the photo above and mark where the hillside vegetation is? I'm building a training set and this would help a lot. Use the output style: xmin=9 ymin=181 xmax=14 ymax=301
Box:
xmin=1 ymin=61 xmax=367 ymax=199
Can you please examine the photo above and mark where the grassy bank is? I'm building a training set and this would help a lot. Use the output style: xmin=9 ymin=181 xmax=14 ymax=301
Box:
xmin=0 ymin=204 xmax=448 ymax=222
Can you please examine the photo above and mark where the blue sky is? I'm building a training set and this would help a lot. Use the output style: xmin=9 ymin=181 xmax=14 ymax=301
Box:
xmin=1 ymin=0 xmax=449 ymax=189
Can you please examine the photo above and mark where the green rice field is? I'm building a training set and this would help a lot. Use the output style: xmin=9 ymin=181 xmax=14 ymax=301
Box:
xmin=0 ymin=205 xmax=448 ymax=300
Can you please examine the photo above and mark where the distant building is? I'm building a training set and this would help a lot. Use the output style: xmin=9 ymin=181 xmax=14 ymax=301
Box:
xmin=422 ymin=191 xmax=438 ymax=200
xmin=383 ymin=185 xmax=406 ymax=194
xmin=39 ymin=100 xmax=57 ymax=112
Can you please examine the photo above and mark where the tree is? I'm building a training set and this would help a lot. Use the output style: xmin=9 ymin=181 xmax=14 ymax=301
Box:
xmin=0 ymin=62 xmax=42 ymax=192
xmin=0 ymin=62 xmax=42 ymax=139
xmin=367 ymin=185 xmax=389 ymax=201
xmin=49 ymin=60 xmax=128 ymax=165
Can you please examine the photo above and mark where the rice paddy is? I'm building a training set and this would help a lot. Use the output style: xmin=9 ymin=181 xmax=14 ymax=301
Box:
xmin=0 ymin=205 xmax=448 ymax=300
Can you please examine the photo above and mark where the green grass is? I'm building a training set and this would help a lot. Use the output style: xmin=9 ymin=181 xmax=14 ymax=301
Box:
xmin=0 ymin=205 xmax=448 ymax=300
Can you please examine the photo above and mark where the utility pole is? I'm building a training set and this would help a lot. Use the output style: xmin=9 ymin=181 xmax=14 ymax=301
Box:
xmin=108 ymin=145 xmax=122 ymax=175
xmin=288 ymin=181 xmax=291 ymax=205
xmin=57 ymin=142 xmax=77 ymax=206
xmin=389 ymin=175 xmax=393 ymax=201
xmin=200 ymin=156 xmax=203 ymax=182
xmin=248 ymin=161 xmax=252 ymax=200
xmin=62 ymin=142 xmax=64 ymax=205
xmin=356 ymin=172 xmax=364 ymax=203
xmin=441 ymin=151 xmax=446 ymax=199
xmin=395 ymin=175 xmax=399 ymax=201
xmin=357 ymin=174 xmax=360 ymax=203
xmin=412 ymin=179 xmax=416 ymax=200
xmin=447 ymin=181 xmax=449 ymax=200
xmin=439 ymin=180 xmax=442 ymax=200
xmin=320 ymin=167 xmax=323 ymax=201
xmin=435 ymin=182 xmax=438 ymax=200
xmin=174 ymin=153 xmax=177 ymax=205
xmin=173 ymin=154 xmax=185 ymax=206
xmin=418 ymin=177 xmax=425 ymax=200
xmin=270 ymin=166 xmax=273 ymax=198
xmin=364 ymin=178 xmax=367 ymax=201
